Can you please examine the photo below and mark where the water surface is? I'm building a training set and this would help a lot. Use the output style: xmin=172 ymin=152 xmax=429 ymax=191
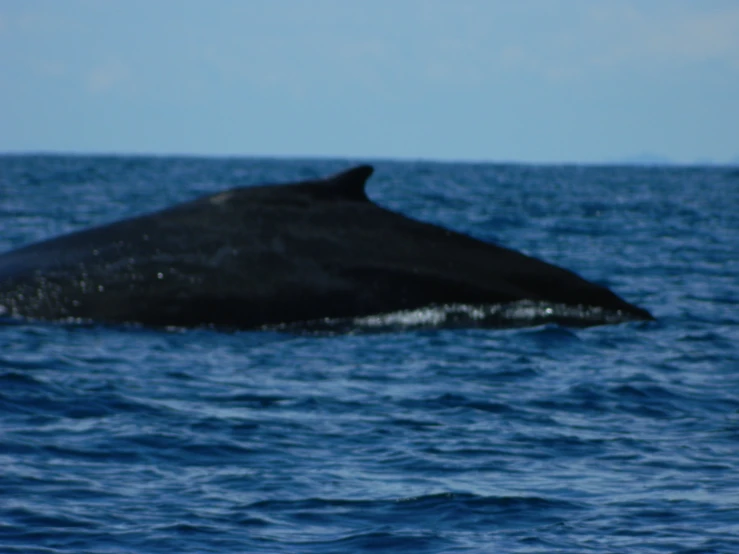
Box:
xmin=1 ymin=155 xmax=738 ymax=553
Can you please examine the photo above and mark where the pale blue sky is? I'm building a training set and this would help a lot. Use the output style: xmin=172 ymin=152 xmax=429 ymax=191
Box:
xmin=1 ymin=1 xmax=738 ymax=164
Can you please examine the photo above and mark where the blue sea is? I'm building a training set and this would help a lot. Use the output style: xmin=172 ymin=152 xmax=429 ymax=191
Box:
xmin=1 ymin=155 xmax=738 ymax=553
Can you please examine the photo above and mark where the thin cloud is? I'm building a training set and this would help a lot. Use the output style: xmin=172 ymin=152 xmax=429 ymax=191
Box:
xmin=586 ymin=4 xmax=739 ymax=69
xmin=485 ymin=4 xmax=739 ymax=81
xmin=87 ymin=61 xmax=131 ymax=94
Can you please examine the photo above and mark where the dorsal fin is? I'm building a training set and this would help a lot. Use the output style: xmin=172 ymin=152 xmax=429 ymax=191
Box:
xmin=320 ymin=165 xmax=374 ymax=202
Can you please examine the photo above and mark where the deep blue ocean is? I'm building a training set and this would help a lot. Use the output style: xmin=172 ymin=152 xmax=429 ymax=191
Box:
xmin=1 ymin=155 xmax=738 ymax=553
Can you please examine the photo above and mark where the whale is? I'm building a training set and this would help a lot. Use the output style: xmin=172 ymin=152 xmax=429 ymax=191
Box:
xmin=0 ymin=165 xmax=653 ymax=330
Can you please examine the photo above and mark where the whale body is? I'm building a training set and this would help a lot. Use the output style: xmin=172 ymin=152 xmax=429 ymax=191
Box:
xmin=0 ymin=165 xmax=653 ymax=330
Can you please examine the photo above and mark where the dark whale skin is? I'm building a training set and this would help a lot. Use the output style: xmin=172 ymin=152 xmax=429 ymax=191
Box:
xmin=0 ymin=165 xmax=653 ymax=329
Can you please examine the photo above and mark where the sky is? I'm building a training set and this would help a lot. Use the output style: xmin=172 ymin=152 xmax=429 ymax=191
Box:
xmin=1 ymin=0 xmax=738 ymax=164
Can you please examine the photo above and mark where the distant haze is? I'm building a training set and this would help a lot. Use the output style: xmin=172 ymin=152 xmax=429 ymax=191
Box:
xmin=1 ymin=0 xmax=738 ymax=165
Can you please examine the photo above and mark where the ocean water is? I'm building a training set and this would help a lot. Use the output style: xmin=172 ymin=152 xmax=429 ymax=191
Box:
xmin=1 ymin=155 xmax=738 ymax=553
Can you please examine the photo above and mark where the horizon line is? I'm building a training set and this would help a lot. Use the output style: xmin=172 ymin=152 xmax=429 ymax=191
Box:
xmin=1 ymin=149 xmax=738 ymax=168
